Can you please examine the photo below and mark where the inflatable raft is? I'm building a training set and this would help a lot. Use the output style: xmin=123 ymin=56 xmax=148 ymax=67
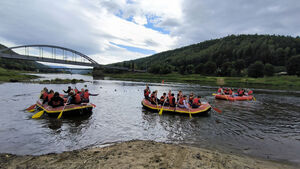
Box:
xmin=215 ymin=94 xmax=253 ymax=101
xmin=36 ymin=100 xmax=94 ymax=117
xmin=141 ymin=99 xmax=211 ymax=115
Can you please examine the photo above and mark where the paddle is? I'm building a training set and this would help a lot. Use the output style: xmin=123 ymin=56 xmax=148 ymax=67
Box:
xmin=212 ymin=93 xmax=217 ymax=96
xmin=26 ymin=104 xmax=36 ymax=112
xmin=57 ymin=98 xmax=70 ymax=119
xmin=252 ymin=96 xmax=256 ymax=101
xmin=159 ymin=99 xmax=167 ymax=115
xmin=32 ymin=110 xmax=44 ymax=119
xmin=188 ymin=108 xmax=192 ymax=118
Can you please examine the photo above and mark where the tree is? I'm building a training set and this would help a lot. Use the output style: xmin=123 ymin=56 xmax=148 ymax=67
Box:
xmin=248 ymin=61 xmax=264 ymax=78
xmin=264 ymin=63 xmax=274 ymax=76
xmin=286 ymin=55 xmax=300 ymax=76
xmin=220 ymin=62 xmax=232 ymax=76
xmin=148 ymin=65 xmax=161 ymax=74
xmin=233 ymin=59 xmax=245 ymax=74
xmin=186 ymin=64 xmax=194 ymax=74
xmin=204 ymin=61 xmax=217 ymax=75
xmin=195 ymin=63 xmax=205 ymax=74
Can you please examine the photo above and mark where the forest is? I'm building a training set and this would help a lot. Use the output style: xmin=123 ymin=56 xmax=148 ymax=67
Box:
xmin=111 ymin=34 xmax=300 ymax=77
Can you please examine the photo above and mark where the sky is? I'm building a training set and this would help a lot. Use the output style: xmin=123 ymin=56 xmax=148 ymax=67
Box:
xmin=0 ymin=0 xmax=299 ymax=65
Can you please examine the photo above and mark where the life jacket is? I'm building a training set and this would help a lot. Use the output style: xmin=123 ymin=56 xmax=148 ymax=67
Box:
xmin=178 ymin=98 xmax=184 ymax=105
xmin=193 ymin=98 xmax=199 ymax=104
xmin=52 ymin=98 xmax=62 ymax=106
xmin=160 ymin=96 xmax=165 ymax=102
xmin=144 ymin=89 xmax=149 ymax=96
xmin=74 ymin=94 xmax=81 ymax=103
xmin=169 ymin=96 xmax=174 ymax=105
xmin=229 ymin=89 xmax=232 ymax=95
xmin=224 ymin=89 xmax=228 ymax=94
xmin=189 ymin=96 xmax=193 ymax=101
xmin=168 ymin=93 xmax=171 ymax=98
xmin=239 ymin=90 xmax=244 ymax=96
xmin=74 ymin=88 xmax=79 ymax=94
xmin=47 ymin=93 xmax=54 ymax=101
xmin=83 ymin=92 xmax=89 ymax=99
xmin=42 ymin=92 xmax=48 ymax=100
xmin=218 ymin=88 xmax=222 ymax=93
xmin=248 ymin=90 xmax=253 ymax=95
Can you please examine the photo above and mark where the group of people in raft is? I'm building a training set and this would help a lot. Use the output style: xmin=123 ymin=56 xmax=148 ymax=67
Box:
xmin=40 ymin=86 xmax=96 ymax=108
xmin=217 ymin=87 xmax=253 ymax=96
xmin=144 ymin=85 xmax=202 ymax=109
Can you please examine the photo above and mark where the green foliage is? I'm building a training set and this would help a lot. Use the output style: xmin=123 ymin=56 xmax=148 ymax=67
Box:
xmin=204 ymin=61 xmax=216 ymax=75
xmin=148 ymin=64 xmax=172 ymax=74
xmin=286 ymin=55 xmax=300 ymax=76
xmin=264 ymin=63 xmax=274 ymax=76
xmin=248 ymin=61 xmax=264 ymax=78
xmin=186 ymin=64 xmax=194 ymax=74
xmin=110 ymin=34 xmax=300 ymax=77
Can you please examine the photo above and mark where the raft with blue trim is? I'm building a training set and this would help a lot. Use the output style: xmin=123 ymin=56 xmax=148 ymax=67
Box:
xmin=215 ymin=94 xmax=253 ymax=101
xmin=141 ymin=99 xmax=211 ymax=115
xmin=36 ymin=100 xmax=94 ymax=117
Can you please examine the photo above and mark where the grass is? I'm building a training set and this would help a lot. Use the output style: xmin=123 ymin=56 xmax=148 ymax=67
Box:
xmin=0 ymin=67 xmax=38 ymax=82
xmin=105 ymin=72 xmax=300 ymax=90
xmin=37 ymin=78 xmax=85 ymax=84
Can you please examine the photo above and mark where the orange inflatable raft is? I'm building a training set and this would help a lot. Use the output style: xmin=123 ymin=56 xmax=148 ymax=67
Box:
xmin=141 ymin=99 xmax=211 ymax=115
xmin=215 ymin=94 xmax=253 ymax=101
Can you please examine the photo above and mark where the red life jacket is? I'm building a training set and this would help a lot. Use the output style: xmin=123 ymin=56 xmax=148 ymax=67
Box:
xmin=179 ymin=98 xmax=184 ymax=105
xmin=224 ymin=89 xmax=228 ymax=94
xmin=218 ymin=88 xmax=222 ymax=93
xmin=52 ymin=99 xmax=62 ymax=106
xmin=169 ymin=96 xmax=174 ymax=105
xmin=239 ymin=90 xmax=244 ymax=95
xmin=74 ymin=94 xmax=81 ymax=103
xmin=193 ymin=98 xmax=199 ymax=104
xmin=144 ymin=89 xmax=149 ymax=96
xmin=229 ymin=89 xmax=232 ymax=95
xmin=84 ymin=92 xmax=89 ymax=99
xmin=42 ymin=92 xmax=48 ymax=100
xmin=248 ymin=90 xmax=253 ymax=95
xmin=74 ymin=88 xmax=79 ymax=94
xmin=160 ymin=96 xmax=165 ymax=102
xmin=48 ymin=93 xmax=54 ymax=101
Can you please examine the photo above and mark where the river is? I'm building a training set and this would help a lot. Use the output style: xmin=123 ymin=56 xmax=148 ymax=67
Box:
xmin=0 ymin=74 xmax=299 ymax=165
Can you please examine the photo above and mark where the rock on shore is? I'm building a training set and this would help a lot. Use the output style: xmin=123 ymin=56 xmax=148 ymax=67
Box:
xmin=0 ymin=140 xmax=297 ymax=169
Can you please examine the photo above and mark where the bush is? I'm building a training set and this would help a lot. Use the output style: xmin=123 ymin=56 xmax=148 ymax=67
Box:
xmin=248 ymin=61 xmax=264 ymax=78
xmin=286 ymin=55 xmax=300 ymax=76
xmin=264 ymin=63 xmax=274 ymax=76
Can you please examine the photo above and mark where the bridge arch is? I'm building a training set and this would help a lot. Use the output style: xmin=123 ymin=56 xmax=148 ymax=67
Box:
xmin=0 ymin=44 xmax=100 ymax=67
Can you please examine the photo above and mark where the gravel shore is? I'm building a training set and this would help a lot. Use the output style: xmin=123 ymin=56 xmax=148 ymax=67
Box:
xmin=0 ymin=140 xmax=297 ymax=169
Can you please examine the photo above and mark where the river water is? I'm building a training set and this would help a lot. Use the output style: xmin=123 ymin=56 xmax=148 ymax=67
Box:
xmin=0 ymin=74 xmax=299 ymax=165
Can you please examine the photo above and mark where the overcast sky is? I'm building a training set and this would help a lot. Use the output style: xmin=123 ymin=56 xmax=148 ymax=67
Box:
xmin=0 ymin=0 xmax=299 ymax=65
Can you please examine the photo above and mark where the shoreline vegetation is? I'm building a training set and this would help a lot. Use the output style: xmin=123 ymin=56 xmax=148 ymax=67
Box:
xmin=105 ymin=72 xmax=300 ymax=90
xmin=0 ymin=140 xmax=297 ymax=169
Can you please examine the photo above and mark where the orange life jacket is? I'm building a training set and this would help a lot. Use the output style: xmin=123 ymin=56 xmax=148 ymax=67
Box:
xmin=179 ymin=98 xmax=184 ymax=105
xmin=42 ymin=92 xmax=48 ymax=100
xmin=193 ymin=98 xmax=199 ymax=104
xmin=47 ymin=93 xmax=54 ymax=101
xmin=74 ymin=94 xmax=81 ymax=103
xmin=169 ymin=96 xmax=174 ymax=105
xmin=84 ymin=92 xmax=89 ymax=99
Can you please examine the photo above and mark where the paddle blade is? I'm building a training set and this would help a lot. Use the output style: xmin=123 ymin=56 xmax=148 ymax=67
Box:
xmin=28 ymin=109 xmax=36 ymax=112
xmin=32 ymin=110 xmax=44 ymax=119
xmin=212 ymin=107 xmax=222 ymax=114
xmin=159 ymin=108 xmax=163 ymax=115
xmin=212 ymin=93 xmax=217 ymax=96
xmin=26 ymin=104 xmax=36 ymax=111
xmin=57 ymin=111 xmax=63 ymax=119
xmin=253 ymin=96 xmax=256 ymax=101
xmin=189 ymin=113 xmax=192 ymax=118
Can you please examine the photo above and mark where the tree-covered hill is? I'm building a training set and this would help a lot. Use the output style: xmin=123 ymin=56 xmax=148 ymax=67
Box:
xmin=0 ymin=44 xmax=49 ymax=71
xmin=112 ymin=34 xmax=300 ymax=77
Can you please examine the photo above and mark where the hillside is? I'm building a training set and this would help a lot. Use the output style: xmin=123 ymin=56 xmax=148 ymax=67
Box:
xmin=111 ymin=34 xmax=300 ymax=77
xmin=0 ymin=44 xmax=49 ymax=71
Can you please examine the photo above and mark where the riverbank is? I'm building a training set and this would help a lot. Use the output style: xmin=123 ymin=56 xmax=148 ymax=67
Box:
xmin=0 ymin=67 xmax=38 ymax=82
xmin=106 ymin=73 xmax=300 ymax=90
xmin=1 ymin=140 xmax=297 ymax=169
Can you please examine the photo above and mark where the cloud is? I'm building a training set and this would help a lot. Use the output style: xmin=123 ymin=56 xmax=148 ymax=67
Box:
xmin=0 ymin=0 xmax=299 ymax=65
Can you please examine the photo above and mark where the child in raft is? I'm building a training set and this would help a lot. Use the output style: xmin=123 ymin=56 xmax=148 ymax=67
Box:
xmin=178 ymin=95 xmax=190 ymax=109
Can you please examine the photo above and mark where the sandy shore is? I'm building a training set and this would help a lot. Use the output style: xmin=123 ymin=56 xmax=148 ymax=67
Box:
xmin=0 ymin=140 xmax=297 ymax=169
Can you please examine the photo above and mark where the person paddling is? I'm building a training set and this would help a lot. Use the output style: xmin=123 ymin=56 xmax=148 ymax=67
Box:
xmin=168 ymin=93 xmax=176 ymax=107
xmin=82 ymin=89 xmax=98 ymax=103
xmin=63 ymin=86 xmax=72 ymax=94
xmin=188 ymin=93 xmax=194 ymax=105
xmin=49 ymin=92 xmax=64 ymax=108
xmin=192 ymin=96 xmax=201 ymax=108
xmin=178 ymin=95 xmax=190 ymax=109
xmin=159 ymin=93 xmax=167 ymax=105
xmin=144 ymin=84 xmax=151 ymax=100
xmin=46 ymin=90 xmax=54 ymax=103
